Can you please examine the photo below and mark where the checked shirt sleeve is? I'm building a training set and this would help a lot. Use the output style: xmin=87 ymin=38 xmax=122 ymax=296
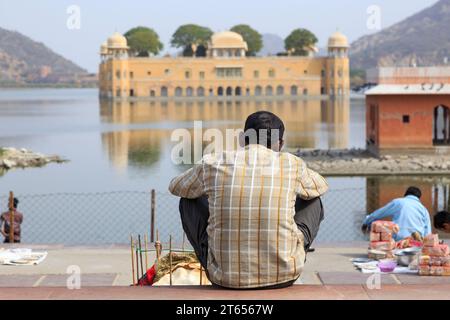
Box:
xmin=295 ymin=159 xmax=328 ymax=200
xmin=168 ymin=163 xmax=205 ymax=199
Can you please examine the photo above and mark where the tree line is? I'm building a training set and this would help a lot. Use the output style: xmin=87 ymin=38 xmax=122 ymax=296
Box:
xmin=122 ymin=24 xmax=318 ymax=58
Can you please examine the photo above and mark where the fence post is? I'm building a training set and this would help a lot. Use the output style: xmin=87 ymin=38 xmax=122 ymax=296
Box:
xmin=8 ymin=191 xmax=14 ymax=243
xmin=150 ymin=189 xmax=156 ymax=243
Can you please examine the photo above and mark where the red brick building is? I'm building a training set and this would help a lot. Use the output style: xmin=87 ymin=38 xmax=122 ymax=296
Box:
xmin=366 ymin=67 xmax=450 ymax=155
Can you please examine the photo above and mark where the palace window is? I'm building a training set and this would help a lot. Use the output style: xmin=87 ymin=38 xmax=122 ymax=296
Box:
xmin=164 ymin=69 xmax=170 ymax=75
xmin=276 ymin=85 xmax=284 ymax=96
xmin=403 ymin=115 xmax=410 ymax=124
xmin=290 ymin=85 xmax=298 ymax=96
xmin=175 ymin=87 xmax=183 ymax=97
xmin=268 ymin=69 xmax=275 ymax=78
xmin=197 ymin=87 xmax=205 ymax=97
xmin=254 ymin=70 xmax=259 ymax=79
xmin=115 ymin=70 xmax=121 ymax=79
xmin=216 ymin=68 xmax=242 ymax=78
xmin=185 ymin=71 xmax=191 ymax=79
xmin=130 ymin=71 xmax=134 ymax=79
xmin=199 ymin=71 xmax=205 ymax=80
xmin=147 ymin=71 xmax=151 ymax=76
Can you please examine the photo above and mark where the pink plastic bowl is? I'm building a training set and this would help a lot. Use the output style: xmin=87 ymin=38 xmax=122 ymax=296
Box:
xmin=378 ymin=260 xmax=397 ymax=273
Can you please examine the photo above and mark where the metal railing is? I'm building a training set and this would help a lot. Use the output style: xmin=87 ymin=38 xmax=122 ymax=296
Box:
xmin=0 ymin=188 xmax=375 ymax=245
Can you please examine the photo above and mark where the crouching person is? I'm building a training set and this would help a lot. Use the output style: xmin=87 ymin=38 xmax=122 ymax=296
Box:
xmin=169 ymin=111 xmax=328 ymax=289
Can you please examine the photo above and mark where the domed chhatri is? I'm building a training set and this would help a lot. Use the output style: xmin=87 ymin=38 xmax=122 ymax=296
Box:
xmin=208 ymin=31 xmax=248 ymax=57
xmin=209 ymin=31 xmax=248 ymax=50
xmin=100 ymin=41 xmax=108 ymax=55
xmin=328 ymin=31 xmax=349 ymax=48
xmin=107 ymin=32 xmax=128 ymax=49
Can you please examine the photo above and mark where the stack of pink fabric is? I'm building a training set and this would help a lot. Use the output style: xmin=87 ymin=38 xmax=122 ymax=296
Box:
xmin=419 ymin=234 xmax=450 ymax=276
xmin=369 ymin=221 xmax=399 ymax=259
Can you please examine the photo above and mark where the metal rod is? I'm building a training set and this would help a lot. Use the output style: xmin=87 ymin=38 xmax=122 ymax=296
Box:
xmin=144 ymin=234 xmax=149 ymax=271
xmin=155 ymin=229 xmax=161 ymax=261
xmin=151 ymin=189 xmax=156 ymax=243
xmin=135 ymin=240 xmax=140 ymax=284
xmin=130 ymin=235 xmax=135 ymax=286
xmin=182 ymin=232 xmax=185 ymax=252
xmin=8 ymin=191 xmax=14 ymax=244
xmin=138 ymin=235 xmax=144 ymax=278
xmin=169 ymin=235 xmax=173 ymax=286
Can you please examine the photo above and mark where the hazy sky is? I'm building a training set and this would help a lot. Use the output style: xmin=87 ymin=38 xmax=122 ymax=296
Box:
xmin=0 ymin=0 xmax=439 ymax=72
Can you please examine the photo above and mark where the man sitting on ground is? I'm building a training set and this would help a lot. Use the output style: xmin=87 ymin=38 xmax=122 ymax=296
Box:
xmin=169 ymin=111 xmax=328 ymax=289
xmin=434 ymin=211 xmax=450 ymax=233
xmin=362 ymin=186 xmax=431 ymax=241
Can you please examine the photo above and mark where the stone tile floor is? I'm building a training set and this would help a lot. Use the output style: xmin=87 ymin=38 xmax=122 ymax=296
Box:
xmin=1 ymin=243 xmax=450 ymax=299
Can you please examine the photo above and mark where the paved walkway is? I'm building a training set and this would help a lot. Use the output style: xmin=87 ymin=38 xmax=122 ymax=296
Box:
xmin=1 ymin=284 xmax=450 ymax=300
xmin=1 ymin=242 xmax=450 ymax=299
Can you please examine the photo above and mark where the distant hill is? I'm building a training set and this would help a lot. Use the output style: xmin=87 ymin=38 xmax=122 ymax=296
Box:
xmin=260 ymin=33 xmax=285 ymax=56
xmin=350 ymin=0 xmax=450 ymax=70
xmin=0 ymin=27 xmax=94 ymax=87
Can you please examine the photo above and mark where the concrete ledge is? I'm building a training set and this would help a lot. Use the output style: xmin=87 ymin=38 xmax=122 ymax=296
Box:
xmin=0 ymin=284 xmax=450 ymax=300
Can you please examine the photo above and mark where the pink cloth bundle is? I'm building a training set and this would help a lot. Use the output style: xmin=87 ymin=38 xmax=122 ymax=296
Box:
xmin=423 ymin=234 xmax=439 ymax=247
xmin=370 ymin=240 xmax=396 ymax=251
xmin=422 ymin=244 xmax=449 ymax=257
xmin=372 ymin=221 xmax=399 ymax=234
xmin=370 ymin=232 xmax=380 ymax=242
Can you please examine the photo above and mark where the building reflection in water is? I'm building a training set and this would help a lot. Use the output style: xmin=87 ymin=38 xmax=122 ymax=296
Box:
xmin=99 ymin=98 xmax=350 ymax=172
xmin=367 ymin=176 xmax=450 ymax=239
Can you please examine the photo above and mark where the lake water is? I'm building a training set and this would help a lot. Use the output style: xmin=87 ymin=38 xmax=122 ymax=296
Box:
xmin=0 ymin=89 xmax=448 ymax=244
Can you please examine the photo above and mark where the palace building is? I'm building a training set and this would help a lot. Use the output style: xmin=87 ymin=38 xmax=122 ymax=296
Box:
xmin=98 ymin=30 xmax=350 ymax=99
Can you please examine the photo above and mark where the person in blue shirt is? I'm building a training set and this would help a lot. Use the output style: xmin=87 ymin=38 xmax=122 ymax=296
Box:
xmin=362 ymin=186 xmax=432 ymax=241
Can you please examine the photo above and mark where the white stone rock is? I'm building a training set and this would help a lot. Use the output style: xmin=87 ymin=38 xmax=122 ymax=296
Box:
xmin=2 ymin=159 xmax=16 ymax=169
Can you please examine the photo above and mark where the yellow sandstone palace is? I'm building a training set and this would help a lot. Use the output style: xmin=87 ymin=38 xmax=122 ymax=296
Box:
xmin=99 ymin=30 xmax=349 ymax=99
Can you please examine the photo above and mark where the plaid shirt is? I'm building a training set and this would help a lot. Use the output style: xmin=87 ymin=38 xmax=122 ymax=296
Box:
xmin=169 ymin=144 xmax=328 ymax=288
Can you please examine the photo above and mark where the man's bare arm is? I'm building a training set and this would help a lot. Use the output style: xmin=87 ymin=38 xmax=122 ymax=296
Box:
xmin=0 ymin=220 xmax=6 ymax=238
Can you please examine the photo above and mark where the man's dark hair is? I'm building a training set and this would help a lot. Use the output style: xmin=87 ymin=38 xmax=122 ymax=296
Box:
xmin=13 ymin=197 xmax=19 ymax=209
xmin=434 ymin=211 xmax=450 ymax=229
xmin=244 ymin=111 xmax=285 ymax=149
xmin=404 ymin=186 xmax=422 ymax=199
